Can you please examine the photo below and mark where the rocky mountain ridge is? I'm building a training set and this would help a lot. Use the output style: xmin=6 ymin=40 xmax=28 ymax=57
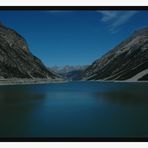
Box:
xmin=80 ymin=27 xmax=148 ymax=81
xmin=0 ymin=24 xmax=59 ymax=80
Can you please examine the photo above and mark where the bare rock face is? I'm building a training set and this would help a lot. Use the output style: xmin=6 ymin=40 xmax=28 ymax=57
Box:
xmin=81 ymin=27 xmax=148 ymax=81
xmin=0 ymin=24 xmax=58 ymax=79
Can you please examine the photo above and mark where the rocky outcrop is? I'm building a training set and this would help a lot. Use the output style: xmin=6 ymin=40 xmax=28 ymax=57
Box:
xmin=0 ymin=24 xmax=59 ymax=80
xmin=80 ymin=27 xmax=148 ymax=81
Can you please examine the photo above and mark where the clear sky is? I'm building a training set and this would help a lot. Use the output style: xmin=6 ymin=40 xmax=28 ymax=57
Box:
xmin=0 ymin=10 xmax=148 ymax=67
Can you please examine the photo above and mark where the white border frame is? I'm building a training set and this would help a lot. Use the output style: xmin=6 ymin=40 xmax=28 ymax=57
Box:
xmin=0 ymin=0 xmax=148 ymax=6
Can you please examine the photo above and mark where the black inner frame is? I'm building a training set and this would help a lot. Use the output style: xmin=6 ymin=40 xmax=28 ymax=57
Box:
xmin=0 ymin=6 xmax=147 ymax=142
xmin=0 ymin=6 xmax=147 ymax=10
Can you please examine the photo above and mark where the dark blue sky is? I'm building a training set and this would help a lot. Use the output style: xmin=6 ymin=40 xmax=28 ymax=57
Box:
xmin=0 ymin=10 xmax=148 ymax=67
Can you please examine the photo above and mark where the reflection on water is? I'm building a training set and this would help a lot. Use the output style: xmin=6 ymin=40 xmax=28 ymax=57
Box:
xmin=95 ymin=83 xmax=148 ymax=105
xmin=0 ymin=85 xmax=46 ymax=104
xmin=0 ymin=85 xmax=46 ymax=137
xmin=0 ymin=82 xmax=147 ymax=137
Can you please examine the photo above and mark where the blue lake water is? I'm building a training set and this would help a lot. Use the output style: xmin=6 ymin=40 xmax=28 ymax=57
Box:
xmin=0 ymin=81 xmax=148 ymax=137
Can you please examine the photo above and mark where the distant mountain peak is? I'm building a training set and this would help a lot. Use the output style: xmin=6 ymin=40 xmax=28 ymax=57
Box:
xmin=50 ymin=65 xmax=88 ymax=80
xmin=50 ymin=65 xmax=88 ymax=74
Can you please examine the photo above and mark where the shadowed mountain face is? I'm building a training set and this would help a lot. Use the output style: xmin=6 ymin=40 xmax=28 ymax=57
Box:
xmin=80 ymin=27 xmax=148 ymax=81
xmin=0 ymin=24 xmax=58 ymax=79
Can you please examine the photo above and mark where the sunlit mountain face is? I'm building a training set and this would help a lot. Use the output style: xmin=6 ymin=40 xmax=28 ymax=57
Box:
xmin=80 ymin=27 xmax=148 ymax=81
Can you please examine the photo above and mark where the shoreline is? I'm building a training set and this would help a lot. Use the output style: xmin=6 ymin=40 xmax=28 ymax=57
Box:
xmin=81 ymin=79 xmax=148 ymax=83
xmin=0 ymin=78 xmax=67 ymax=86
xmin=0 ymin=78 xmax=147 ymax=86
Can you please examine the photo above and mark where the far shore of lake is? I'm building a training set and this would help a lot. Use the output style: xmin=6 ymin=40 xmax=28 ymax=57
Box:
xmin=0 ymin=78 xmax=67 ymax=85
xmin=0 ymin=78 xmax=147 ymax=86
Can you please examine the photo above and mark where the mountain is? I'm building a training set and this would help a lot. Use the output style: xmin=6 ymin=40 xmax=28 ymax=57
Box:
xmin=50 ymin=65 xmax=88 ymax=80
xmin=80 ymin=27 xmax=148 ymax=81
xmin=51 ymin=65 xmax=88 ymax=74
xmin=64 ymin=70 xmax=85 ymax=81
xmin=0 ymin=23 xmax=59 ymax=80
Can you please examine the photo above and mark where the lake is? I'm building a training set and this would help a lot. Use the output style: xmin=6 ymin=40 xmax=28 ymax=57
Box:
xmin=0 ymin=81 xmax=148 ymax=138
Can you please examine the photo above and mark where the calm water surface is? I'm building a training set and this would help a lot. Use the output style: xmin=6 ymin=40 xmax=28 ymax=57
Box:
xmin=0 ymin=81 xmax=148 ymax=137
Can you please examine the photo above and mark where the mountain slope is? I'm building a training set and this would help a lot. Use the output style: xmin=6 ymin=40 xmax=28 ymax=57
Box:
xmin=0 ymin=23 xmax=59 ymax=80
xmin=81 ymin=27 xmax=148 ymax=81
